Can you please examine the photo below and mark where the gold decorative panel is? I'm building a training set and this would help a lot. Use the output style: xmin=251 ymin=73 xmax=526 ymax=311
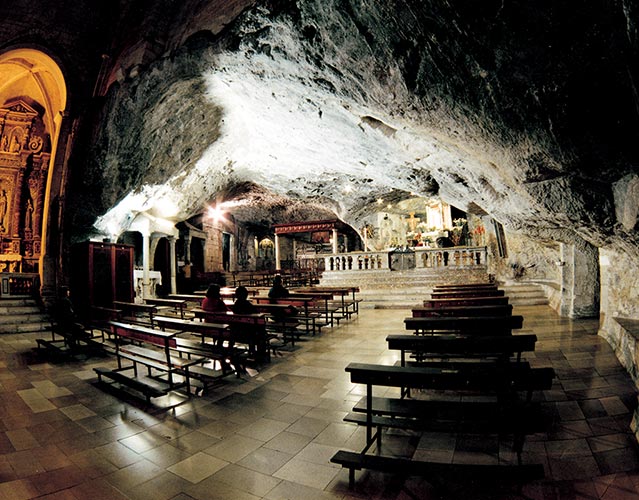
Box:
xmin=0 ymin=99 xmax=51 ymax=272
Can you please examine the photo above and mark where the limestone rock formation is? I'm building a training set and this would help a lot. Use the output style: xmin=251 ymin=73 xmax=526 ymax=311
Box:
xmin=76 ymin=0 xmax=638 ymax=258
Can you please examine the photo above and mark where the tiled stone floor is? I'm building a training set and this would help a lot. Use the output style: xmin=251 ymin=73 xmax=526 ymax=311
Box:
xmin=1 ymin=304 xmax=639 ymax=499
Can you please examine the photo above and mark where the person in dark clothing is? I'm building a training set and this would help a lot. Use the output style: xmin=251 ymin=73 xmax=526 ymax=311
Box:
xmin=231 ymin=286 xmax=257 ymax=314
xmin=268 ymin=274 xmax=289 ymax=300
xmin=52 ymin=287 xmax=90 ymax=346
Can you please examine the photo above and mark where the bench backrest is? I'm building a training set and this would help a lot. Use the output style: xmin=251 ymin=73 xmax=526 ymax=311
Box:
xmin=412 ymin=305 xmax=513 ymax=317
xmin=345 ymin=362 xmax=555 ymax=392
xmin=423 ymin=297 xmax=510 ymax=308
xmin=431 ymin=289 xmax=505 ymax=298
xmin=386 ymin=333 xmax=537 ymax=357
xmin=404 ymin=315 xmax=524 ymax=334
xmin=110 ymin=321 xmax=176 ymax=348
xmin=434 ymin=283 xmax=496 ymax=289
xmin=192 ymin=308 xmax=266 ymax=326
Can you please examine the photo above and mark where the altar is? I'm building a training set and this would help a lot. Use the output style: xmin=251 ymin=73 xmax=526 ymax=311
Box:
xmin=133 ymin=269 xmax=162 ymax=301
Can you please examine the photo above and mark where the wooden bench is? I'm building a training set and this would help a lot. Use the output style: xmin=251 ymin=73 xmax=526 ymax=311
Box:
xmin=144 ymin=298 xmax=187 ymax=319
xmin=433 ymin=283 xmax=498 ymax=291
xmin=294 ymin=286 xmax=363 ymax=319
xmin=412 ymin=304 xmax=513 ymax=317
xmin=93 ymin=321 xmax=205 ymax=402
xmin=191 ymin=309 xmax=271 ymax=363
xmin=87 ymin=306 xmax=123 ymax=340
xmin=387 ymin=333 xmax=538 ymax=398
xmin=153 ymin=315 xmax=243 ymax=381
xmin=423 ymin=296 xmax=509 ymax=308
xmin=331 ymin=450 xmax=545 ymax=489
xmin=287 ymin=292 xmax=342 ymax=326
xmin=36 ymin=318 xmax=103 ymax=358
xmin=113 ymin=301 xmax=157 ymax=327
xmin=387 ymin=333 xmax=538 ymax=366
xmin=431 ymin=289 xmax=506 ymax=299
xmin=333 ymin=362 xmax=555 ymax=488
xmin=254 ymin=296 xmax=320 ymax=335
xmin=404 ymin=315 xmax=524 ymax=335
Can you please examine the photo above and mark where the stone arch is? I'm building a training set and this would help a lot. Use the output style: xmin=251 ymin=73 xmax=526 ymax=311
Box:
xmin=0 ymin=48 xmax=67 ymax=297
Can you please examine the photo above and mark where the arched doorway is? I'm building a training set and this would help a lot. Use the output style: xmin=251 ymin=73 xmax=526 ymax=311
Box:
xmin=0 ymin=48 xmax=67 ymax=297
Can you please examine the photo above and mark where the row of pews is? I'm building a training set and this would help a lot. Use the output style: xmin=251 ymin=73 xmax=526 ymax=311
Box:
xmin=37 ymin=285 xmax=361 ymax=403
xmin=331 ymin=281 xmax=556 ymax=490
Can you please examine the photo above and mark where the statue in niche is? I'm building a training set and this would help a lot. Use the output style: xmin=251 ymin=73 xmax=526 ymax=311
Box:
xmin=10 ymin=135 xmax=21 ymax=153
xmin=1 ymin=135 xmax=8 ymax=152
xmin=0 ymin=188 xmax=8 ymax=233
xmin=25 ymin=198 xmax=33 ymax=232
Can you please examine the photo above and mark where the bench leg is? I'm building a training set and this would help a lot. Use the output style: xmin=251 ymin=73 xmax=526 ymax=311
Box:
xmin=349 ymin=467 xmax=355 ymax=489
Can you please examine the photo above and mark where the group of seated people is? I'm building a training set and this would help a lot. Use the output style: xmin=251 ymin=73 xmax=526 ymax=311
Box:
xmin=201 ymin=274 xmax=291 ymax=316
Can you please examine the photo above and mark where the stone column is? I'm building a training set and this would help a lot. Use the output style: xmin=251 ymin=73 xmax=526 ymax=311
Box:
xmin=332 ymin=229 xmax=338 ymax=254
xmin=142 ymin=231 xmax=151 ymax=299
xmin=169 ymin=236 xmax=177 ymax=294
xmin=559 ymin=238 xmax=600 ymax=318
xmin=274 ymin=233 xmax=281 ymax=271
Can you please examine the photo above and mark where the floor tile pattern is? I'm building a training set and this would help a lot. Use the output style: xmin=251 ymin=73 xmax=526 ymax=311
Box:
xmin=1 ymin=304 xmax=638 ymax=499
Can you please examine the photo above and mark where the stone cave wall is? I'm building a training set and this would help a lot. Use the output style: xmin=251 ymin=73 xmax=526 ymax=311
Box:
xmin=599 ymin=248 xmax=639 ymax=377
xmin=481 ymin=216 xmax=562 ymax=295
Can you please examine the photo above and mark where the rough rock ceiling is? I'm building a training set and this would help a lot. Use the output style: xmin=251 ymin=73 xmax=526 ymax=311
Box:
xmin=82 ymin=0 xmax=639 ymax=252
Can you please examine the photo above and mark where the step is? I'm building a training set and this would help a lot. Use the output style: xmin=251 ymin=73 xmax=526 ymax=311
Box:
xmin=0 ymin=313 xmax=50 ymax=324
xmin=0 ymin=305 xmax=44 ymax=315
xmin=0 ymin=321 xmax=51 ymax=334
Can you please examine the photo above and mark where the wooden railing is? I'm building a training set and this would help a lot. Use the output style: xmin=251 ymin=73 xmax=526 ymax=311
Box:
xmin=0 ymin=273 xmax=40 ymax=297
xmin=322 ymin=247 xmax=487 ymax=272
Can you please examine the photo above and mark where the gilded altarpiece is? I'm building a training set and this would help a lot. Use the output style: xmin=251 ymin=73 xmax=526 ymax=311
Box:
xmin=0 ymin=100 xmax=51 ymax=272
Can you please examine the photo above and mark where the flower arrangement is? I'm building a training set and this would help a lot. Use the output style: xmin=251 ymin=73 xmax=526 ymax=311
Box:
xmin=470 ymin=224 xmax=485 ymax=245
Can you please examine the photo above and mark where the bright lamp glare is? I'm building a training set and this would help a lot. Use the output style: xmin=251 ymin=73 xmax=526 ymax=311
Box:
xmin=208 ymin=205 xmax=225 ymax=222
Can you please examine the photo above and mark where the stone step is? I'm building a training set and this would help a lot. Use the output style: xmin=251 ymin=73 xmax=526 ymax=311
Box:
xmin=0 ymin=322 xmax=51 ymax=334
xmin=0 ymin=313 xmax=50 ymax=325
xmin=0 ymin=298 xmax=39 ymax=307
xmin=0 ymin=297 xmax=50 ymax=335
xmin=0 ymin=305 xmax=44 ymax=315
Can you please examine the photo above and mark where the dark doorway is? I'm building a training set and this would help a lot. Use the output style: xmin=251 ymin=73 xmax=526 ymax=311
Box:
xmin=222 ymin=233 xmax=231 ymax=272
xmin=154 ymin=238 xmax=170 ymax=296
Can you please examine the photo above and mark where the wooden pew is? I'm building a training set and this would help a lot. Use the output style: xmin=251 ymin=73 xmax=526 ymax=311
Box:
xmin=113 ymin=301 xmax=157 ymax=327
xmin=332 ymin=362 xmax=555 ymax=488
xmin=294 ymin=286 xmax=362 ymax=318
xmin=412 ymin=304 xmax=513 ymax=317
xmin=387 ymin=333 xmax=537 ymax=367
xmin=191 ymin=308 xmax=271 ymax=362
xmin=250 ymin=303 xmax=302 ymax=345
xmin=287 ymin=292 xmax=342 ymax=326
xmin=423 ymin=296 xmax=509 ymax=308
xmin=93 ymin=321 xmax=206 ymax=402
xmin=144 ymin=297 xmax=187 ymax=319
xmin=431 ymin=289 xmax=505 ymax=299
xmin=404 ymin=315 xmax=524 ymax=335
xmin=433 ymin=283 xmax=497 ymax=290
xmin=153 ymin=315 xmax=245 ymax=381
xmin=254 ymin=296 xmax=320 ymax=335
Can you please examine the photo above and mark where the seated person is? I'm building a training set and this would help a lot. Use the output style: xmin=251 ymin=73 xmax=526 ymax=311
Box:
xmin=232 ymin=286 xmax=257 ymax=314
xmin=201 ymin=284 xmax=229 ymax=317
xmin=268 ymin=274 xmax=290 ymax=300
xmin=51 ymin=286 xmax=90 ymax=345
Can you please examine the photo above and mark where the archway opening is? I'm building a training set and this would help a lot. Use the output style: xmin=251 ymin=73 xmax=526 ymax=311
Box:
xmin=0 ymin=48 xmax=67 ymax=293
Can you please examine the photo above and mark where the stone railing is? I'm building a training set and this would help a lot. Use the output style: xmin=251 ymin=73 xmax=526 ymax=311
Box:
xmin=322 ymin=246 xmax=487 ymax=272
xmin=0 ymin=272 xmax=40 ymax=297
